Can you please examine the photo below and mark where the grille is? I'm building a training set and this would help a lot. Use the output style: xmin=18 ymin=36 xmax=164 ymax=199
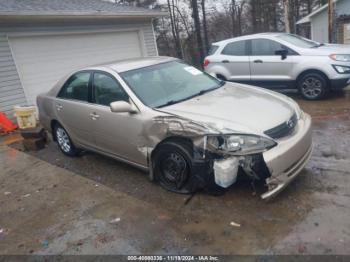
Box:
xmin=264 ymin=113 xmax=297 ymax=139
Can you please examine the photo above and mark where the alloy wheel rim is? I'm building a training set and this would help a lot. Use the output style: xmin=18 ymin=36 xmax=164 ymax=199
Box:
xmin=56 ymin=127 xmax=71 ymax=153
xmin=301 ymin=77 xmax=323 ymax=99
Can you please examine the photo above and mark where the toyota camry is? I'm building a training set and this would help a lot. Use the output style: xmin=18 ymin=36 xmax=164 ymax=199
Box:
xmin=37 ymin=56 xmax=312 ymax=200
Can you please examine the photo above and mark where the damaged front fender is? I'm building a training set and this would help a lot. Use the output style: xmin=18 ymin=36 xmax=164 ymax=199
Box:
xmin=138 ymin=114 xmax=274 ymax=194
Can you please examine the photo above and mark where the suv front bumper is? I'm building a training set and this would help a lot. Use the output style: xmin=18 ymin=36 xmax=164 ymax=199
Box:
xmin=261 ymin=113 xmax=312 ymax=200
xmin=330 ymin=78 xmax=350 ymax=90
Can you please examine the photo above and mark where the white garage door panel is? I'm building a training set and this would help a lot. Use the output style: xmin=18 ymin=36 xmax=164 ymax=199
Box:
xmin=9 ymin=31 xmax=142 ymax=105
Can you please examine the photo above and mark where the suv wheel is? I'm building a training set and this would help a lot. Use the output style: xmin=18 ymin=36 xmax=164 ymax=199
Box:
xmin=54 ymin=123 xmax=78 ymax=156
xmin=298 ymin=72 xmax=329 ymax=100
xmin=216 ymin=74 xmax=226 ymax=81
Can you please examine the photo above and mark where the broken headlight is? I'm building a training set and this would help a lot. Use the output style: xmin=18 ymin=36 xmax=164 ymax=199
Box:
xmin=207 ymin=134 xmax=277 ymax=155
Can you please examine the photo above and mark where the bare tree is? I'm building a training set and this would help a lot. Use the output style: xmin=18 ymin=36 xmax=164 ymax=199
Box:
xmin=283 ymin=0 xmax=291 ymax=33
xmin=191 ymin=0 xmax=205 ymax=65
xmin=201 ymin=0 xmax=210 ymax=53
xmin=167 ymin=0 xmax=183 ymax=58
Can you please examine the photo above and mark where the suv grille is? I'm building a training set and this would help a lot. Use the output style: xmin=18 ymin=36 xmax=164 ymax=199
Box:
xmin=264 ymin=113 xmax=298 ymax=139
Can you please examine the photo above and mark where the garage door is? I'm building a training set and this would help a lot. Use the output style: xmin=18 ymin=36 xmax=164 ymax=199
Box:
xmin=9 ymin=31 xmax=143 ymax=105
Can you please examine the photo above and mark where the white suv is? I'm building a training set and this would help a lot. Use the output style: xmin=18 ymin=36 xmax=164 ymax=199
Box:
xmin=204 ymin=33 xmax=350 ymax=100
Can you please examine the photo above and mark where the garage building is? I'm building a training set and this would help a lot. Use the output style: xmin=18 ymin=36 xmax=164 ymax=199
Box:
xmin=0 ymin=0 xmax=165 ymax=120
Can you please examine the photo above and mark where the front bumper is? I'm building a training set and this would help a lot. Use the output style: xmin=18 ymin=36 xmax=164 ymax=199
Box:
xmin=330 ymin=78 xmax=350 ymax=90
xmin=261 ymin=113 xmax=312 ymax=200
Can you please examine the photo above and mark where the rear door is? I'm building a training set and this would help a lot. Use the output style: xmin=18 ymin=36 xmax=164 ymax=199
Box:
xmin=219 ymin=40 xmax=251 ymax=82
xmin=55 ymin=71 xmax=96 ymax=148
xmin=249 ymin=39 xmax=296 ymax=88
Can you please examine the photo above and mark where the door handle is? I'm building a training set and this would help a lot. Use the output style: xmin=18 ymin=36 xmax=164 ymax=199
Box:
xmin=253 ymin=59 xmax=263 ymax=63
xmin=90 ymin=112 xmax=100 ymax=120
xmin=56 ymin=104 xmax=63 ymax=111
xmin=222 ymin=60 xmax=230 ymax=63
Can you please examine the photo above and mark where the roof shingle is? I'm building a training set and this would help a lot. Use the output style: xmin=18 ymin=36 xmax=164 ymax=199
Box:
xmin=0 ymin=0 xmax=166 ymax=17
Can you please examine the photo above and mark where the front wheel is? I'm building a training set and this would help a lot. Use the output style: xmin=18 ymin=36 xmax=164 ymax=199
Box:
xmin=54 ymin=123 xmax=78 ymax=156
xmin=153 ymin=141 xmax=196 ymax=194
xmin=298 ymin=72 xmax=329 ymax=100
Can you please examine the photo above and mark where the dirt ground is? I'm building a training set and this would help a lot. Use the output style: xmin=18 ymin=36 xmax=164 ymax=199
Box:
xmin=0 ymin=89 xmax=350 ymax=255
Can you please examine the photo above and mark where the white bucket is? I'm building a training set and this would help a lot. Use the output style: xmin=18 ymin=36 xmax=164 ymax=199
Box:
xmin=14 ymin=105 xmax=37 ymax=129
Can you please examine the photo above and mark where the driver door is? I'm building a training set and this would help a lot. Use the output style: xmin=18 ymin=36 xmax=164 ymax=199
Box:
xmin=89 ymin=71 xmax=147 ymax=166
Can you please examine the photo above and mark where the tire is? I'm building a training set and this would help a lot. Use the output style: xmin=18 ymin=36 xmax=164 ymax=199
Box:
xmin=153 ymin=141 xmax=196 ymax=194
xmin=298 ymin=72 xmax=329 ymax=100
xmin=216 ymin=74 xmax=227 ymax=81
xmin=53 ymin=123 xmax=78 ymax=156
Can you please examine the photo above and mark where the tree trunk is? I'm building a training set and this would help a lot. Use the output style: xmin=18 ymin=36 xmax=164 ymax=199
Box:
xmin=167 ymin=0 xmax=182 ymax=58
xmin=251 ymin=0 xmax=258 ymax=33
xmin=201 ymin=0 xmax=210 ymax=53
xmin=230 ymin=0 xmax=236 ymax=37
xmin=307 ymin=0 xmax=312 ymax=13
xmin=328 ymin=0 xmax=333 ymax=43
xmin=283 ymin=0 xmax=291 ymax=33
xmin=191 ymin=0 xmax=205 ymax=66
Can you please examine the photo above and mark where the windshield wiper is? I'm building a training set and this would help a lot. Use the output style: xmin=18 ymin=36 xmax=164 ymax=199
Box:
xmin=312 ymin=43 xmax=325 ymax=48
xmin=156 ymin=98 xmax=188 ymax=108
xmin=156 ymin=83 xmax=224 ymax=109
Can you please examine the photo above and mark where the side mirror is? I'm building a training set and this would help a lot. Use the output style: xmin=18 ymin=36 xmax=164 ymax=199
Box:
xmin=110 ymin=101 xmax=138 ymax=114
xmin=275 ymin=49 xmax=288 ymax=60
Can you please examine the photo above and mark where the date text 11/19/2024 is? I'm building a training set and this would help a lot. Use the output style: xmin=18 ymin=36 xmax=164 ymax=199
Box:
xmin=127 ymin=255 xmax=219 ymax=261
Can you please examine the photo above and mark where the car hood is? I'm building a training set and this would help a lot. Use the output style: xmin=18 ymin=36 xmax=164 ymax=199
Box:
xmin=300 ymin=44 xmax=350 ymax=56
xmin=157 ymin=83 xmax=296 ymax=136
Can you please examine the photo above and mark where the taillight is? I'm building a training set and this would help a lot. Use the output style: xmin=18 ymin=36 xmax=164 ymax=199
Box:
xmin=203 ymin=58 xmax=210 ymax=67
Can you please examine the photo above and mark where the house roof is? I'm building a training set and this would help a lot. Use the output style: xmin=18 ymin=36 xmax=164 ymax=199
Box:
xmin=0 ymin=0 xmax=167 ymax=18
xmin=297 ymin=0 xmax=340 ymax=24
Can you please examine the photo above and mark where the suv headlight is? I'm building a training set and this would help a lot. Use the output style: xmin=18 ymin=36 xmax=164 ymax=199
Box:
xmin=207 ymin=134 xmax=277 ymax=156
xmin=329 ymin=54 xmax=350 ymax=62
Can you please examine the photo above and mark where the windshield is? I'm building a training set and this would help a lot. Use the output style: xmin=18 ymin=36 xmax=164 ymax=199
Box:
xmin=277 ymin=34 xmax=320 ymax=48
xmin=120 ymin=61 xmax=223 ymax=108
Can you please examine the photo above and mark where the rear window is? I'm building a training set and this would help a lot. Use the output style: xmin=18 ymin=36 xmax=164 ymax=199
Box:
xmin=208 ymin=45 xmax=219 ymax=55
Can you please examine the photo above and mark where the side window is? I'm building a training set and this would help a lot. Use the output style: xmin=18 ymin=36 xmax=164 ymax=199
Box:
xmin=93 ymin=72 xmax=129 ymax=106
xmin=252 ymin=39 xmax=285 ymax=56
xmin=58 ymin=72 xmax=90 ymax=102
xmin=282 ymin=45 xmax=299 ymax=55
xmin=221 ymin=41 xmax=247 ymax=56
xmin=208 ymin=44 xmax=219 ymax=55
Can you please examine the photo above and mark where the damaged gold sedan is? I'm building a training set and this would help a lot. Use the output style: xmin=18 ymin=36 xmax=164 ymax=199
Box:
xmin=37 ymin=57 xmax=312 ymax=200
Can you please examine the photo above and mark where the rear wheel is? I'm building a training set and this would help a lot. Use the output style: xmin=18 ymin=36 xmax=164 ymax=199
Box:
xmin=298 ymin=72 xmax=329 ymax=100
xmin=54 ymin=123 xmax=78 ymax=156
xmin=153 ymin=141 xmax=195 ymax=194
xmin=216 ymin=74 xmax=227 ymax=81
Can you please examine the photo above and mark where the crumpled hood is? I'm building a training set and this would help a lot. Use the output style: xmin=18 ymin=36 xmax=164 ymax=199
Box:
xmin=157 ymin=83 xmax=296 ymax=136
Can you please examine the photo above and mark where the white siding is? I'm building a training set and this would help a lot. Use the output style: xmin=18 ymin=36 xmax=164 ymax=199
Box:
xmin=0 ymin=34 xmax=26 ymax=120
xmin=10 ymin=31 xmax=143 ymax=106
xmin=310 ymin=0 xmax=350 ymax=43
xmin=311 ymin=11 xmax=328 ymax=43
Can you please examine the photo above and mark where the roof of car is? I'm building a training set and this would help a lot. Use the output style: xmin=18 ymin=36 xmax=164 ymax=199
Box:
xmin=0 ymin=0 xmax=167 ymax=17
xmin=87 ymin=56 xmax=178 ymax=73
xmin=213 ymin=33 xmax=285 ymax=45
